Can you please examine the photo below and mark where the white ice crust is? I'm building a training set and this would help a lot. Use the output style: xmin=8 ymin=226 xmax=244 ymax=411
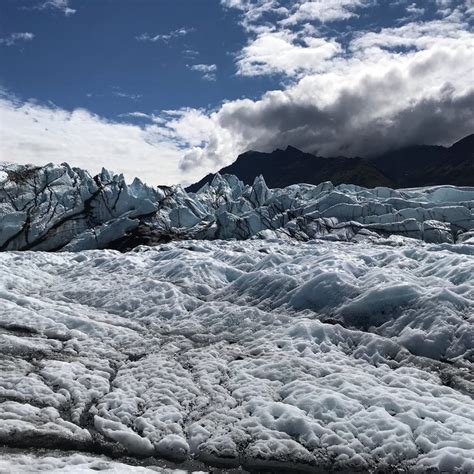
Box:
xmin=0 ymin=239 xmax=473 ymax=471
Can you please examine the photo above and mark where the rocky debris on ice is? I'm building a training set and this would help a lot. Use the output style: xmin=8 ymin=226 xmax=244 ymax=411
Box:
xmin=0 ymin=239 xmax=473 ymax=471
xmin=1 ymin=162 xmax=473 ymax=251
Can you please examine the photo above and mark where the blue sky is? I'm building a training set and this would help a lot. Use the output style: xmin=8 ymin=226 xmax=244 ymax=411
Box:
xmin=1 ymin=0 xmax=473 ymax=185
xmin=1 ymin=0 xmax=281 ymax=117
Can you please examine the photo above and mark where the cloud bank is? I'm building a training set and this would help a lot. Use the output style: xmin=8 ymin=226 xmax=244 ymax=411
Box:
xmin=179 ymin=1 xmax=474 ymax=173
xmin=0 ymin=94 xmax=188 ymax=186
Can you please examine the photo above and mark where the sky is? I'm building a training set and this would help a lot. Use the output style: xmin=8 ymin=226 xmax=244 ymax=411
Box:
xmin=0 ymin=0 xmax=473 ymax=186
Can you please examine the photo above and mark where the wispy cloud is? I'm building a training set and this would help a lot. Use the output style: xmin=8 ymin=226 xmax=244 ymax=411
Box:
xmin=32 ymin=0 xmax=76 ymax=16
xmin=406 ymin=2 xmax=425 ymax=16
xmin=136 ymin=27 xmax=195 ymax=43
xmin=183 ymin=49 xmax=200 ymax=58
xmin=188 ymin=63 xmax=218 ymax=81
xmin=221 ymin=0 xmax=288 ymax=33
xmin=112 ymin=91 xmax=142 ymax=100
xmin=87 ymin=89 xmax=142 ymax=101
xmin=0 ymin=32 xmax=35 ymax=47
xmin=108 ymin=86 xmax=142 ymax=100
xmin=118 ymin=112 xmax=152 ymax=119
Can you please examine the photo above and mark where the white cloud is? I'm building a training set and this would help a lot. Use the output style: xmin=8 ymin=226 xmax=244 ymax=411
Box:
xmin=211 ymin=39 xmax=474 ymax=158
xmin=36 ymin=0 xmax=76 ymax=16
xmin=0 ymin=94 xmax=198 ymax=186
xmin=112 ymin=91 xmax=142 ymax=100
xmin=221 ymin=0 xmax=373 ymax=29
xmin=465 ymin=0 xmax=474 ymax=15
xmin=136 ymin=27 xmax=194 ymax=43
xmin=183 ymin=49 xmax=199 ymax=57
xmin=221 ymin=0 xmax=288 ymax=32
xmin=0 ymin=32 xmax=35 ymax=47
xmin=188 ymin=64 xmax=218 ymax=81
xmin=189 ymin=64 xmax=217 ymax=73
xmin=236 ymin=30 xmax=341 ymax=77
xmin=405 ymin=2 xmax=425 ymax=17
xmin=350 ymin=12 xmax=470 ymax=52
xmin=227 ymin=1 xmax=472 ymax=81
xmin=179 ymin=4 xmax=473 ymax=172
xmin=282 ymin=0 xmax=372 ymax=24
xmin=118 ymin=112 xmax=152 ymax=119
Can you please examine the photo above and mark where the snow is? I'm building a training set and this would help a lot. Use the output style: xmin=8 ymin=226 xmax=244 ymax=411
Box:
xmin=0 ymin=238 xmax=473 ymax=471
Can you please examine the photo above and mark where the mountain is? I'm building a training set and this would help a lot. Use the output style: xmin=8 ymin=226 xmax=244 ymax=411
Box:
xmin=186 ymin=134 xmax=474 ymax=192
xmin=187 ymin=146 xmax=392 ymax=192
xmin=371 ymin=134 xmax=474 ymax=188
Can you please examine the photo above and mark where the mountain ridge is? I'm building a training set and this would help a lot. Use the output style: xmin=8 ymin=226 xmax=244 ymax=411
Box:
xmin=186 ymin=134 xmax=474 ymax=192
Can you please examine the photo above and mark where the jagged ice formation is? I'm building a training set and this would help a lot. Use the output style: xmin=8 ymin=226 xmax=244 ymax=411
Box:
xmin=1 ymin=162 xmax=473 ymax=251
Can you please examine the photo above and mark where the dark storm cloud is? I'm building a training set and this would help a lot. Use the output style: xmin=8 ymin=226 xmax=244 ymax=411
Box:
xmin=205 ymin=42 xmax=474 ymax=163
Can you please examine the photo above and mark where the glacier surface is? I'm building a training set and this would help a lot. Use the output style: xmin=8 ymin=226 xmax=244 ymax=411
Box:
xmin=0 ymin=238 xmax=473 ymax=472
xmin=1 ymin=162 xmax=473 ymax=471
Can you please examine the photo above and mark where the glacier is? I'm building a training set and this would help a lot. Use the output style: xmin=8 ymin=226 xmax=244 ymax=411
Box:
xmin=0 ymin=162 xmax=473 ymax=472
xmin=1 ymin=162 xmax=473 ymax=250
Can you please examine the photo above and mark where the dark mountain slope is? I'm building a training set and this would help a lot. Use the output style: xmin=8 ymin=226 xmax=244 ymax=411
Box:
xmin=187 ymin=146 xmax=392 ymax=192
xmin=371 ymin=134 xmax=474 ymax=187
xmin=186 ymin=134 xmax=474 ymax=192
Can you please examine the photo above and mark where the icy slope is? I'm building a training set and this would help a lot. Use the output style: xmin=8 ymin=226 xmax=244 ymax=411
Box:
xmin=1 ymin=162 xmax=473 ymax=251
xmin=0 ymin=239 xmax=473 ymax=471
xmin=0 ymin=163 xmax=159 ymax=251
